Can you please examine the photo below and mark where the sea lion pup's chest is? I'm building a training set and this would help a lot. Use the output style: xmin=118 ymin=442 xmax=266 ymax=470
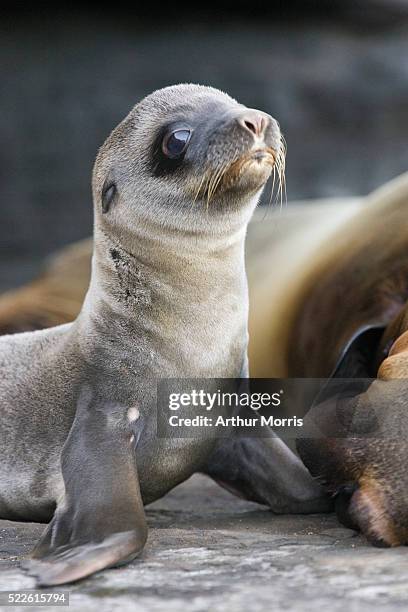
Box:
xmin=69 ymin=242 xmax=250 ymax=501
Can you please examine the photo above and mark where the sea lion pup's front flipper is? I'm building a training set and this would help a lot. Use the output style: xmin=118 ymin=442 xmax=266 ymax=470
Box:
xmin=23 ymin=386 xmax=147 ymax=586
xmin=202 ymin=431 xmax=332 ymax=513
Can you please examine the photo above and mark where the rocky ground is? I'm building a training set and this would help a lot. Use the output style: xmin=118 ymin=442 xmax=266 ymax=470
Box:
xmin=1 ymin=474 xmax=407 ymax=612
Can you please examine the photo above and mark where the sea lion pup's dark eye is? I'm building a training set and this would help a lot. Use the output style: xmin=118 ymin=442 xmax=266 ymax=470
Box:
xmin=162 ymin=129 xmax=192 ymax=159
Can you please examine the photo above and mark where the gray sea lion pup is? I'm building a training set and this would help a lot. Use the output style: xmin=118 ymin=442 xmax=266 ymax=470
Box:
xmin=0 ymin=84 xmax=328 ymax=586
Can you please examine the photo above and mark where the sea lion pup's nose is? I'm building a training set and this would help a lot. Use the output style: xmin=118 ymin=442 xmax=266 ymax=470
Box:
xmin=236 ymin=109 xmax=270 ymax=138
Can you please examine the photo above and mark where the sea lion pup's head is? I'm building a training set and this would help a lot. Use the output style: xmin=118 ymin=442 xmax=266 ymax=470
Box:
xmin=92 ymin=84 xmax=283 ymax=246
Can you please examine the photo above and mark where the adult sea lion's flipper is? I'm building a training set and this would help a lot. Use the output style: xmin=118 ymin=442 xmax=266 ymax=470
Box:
xmin=23 ymin=387 xmax=147 ymax=586
xmin=297 ymin=322 xmax=408 ymax=546
xmin=203 ymin=431 xmax=332 ymax=513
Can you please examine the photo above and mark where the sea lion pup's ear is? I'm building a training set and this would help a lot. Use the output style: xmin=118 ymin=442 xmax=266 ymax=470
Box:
xmin=23 ymin=385 xmax=147 ymax=586
xmin=101 ymin=174 xmax=118 ymax=214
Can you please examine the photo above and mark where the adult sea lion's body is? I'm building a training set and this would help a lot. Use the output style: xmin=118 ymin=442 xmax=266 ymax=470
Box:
xmin=0 ymin=84 xmax=327 ymax=586
xmin=249 ymin=172 xmax=408 ymax=547
xmin=288 ymin=174 xmax=408 ymax=547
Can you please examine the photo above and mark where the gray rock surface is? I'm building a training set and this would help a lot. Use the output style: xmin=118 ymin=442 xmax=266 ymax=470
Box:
xmin=1 ymin=474 xmax=407 ymax=611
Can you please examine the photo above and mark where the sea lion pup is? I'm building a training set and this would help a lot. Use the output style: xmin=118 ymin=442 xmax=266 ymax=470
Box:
xmin=0 ymin=84 xmax=328 ymax=586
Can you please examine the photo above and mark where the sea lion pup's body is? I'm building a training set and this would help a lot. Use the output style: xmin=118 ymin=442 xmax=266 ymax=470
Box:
xmin=0 ymin=84 xmax=328 ymax=586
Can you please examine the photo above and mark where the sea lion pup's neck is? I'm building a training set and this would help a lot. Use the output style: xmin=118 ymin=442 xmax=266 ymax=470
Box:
xmin=69 ymin=83 xmax=280 ymax=378
xmin=74 ymin=218 xmax=250 ymax=379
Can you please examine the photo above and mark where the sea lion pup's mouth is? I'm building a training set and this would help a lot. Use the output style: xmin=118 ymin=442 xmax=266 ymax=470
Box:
xmin=222 ymin=146 xmax=278 ymax=185
xmin=197 ymin=135 xmax=286 ymax=206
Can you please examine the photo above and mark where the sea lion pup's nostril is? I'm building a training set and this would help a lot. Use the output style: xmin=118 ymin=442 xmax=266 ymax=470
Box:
xmin=245 ymin=120 xmax=257 ymax=135
xmin=237 ymin=111 xmax=268 ymax=138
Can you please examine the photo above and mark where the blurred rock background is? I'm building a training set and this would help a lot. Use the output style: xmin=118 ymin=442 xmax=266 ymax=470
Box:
xmin=1 ymin=1 xmax=408 ymax=289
